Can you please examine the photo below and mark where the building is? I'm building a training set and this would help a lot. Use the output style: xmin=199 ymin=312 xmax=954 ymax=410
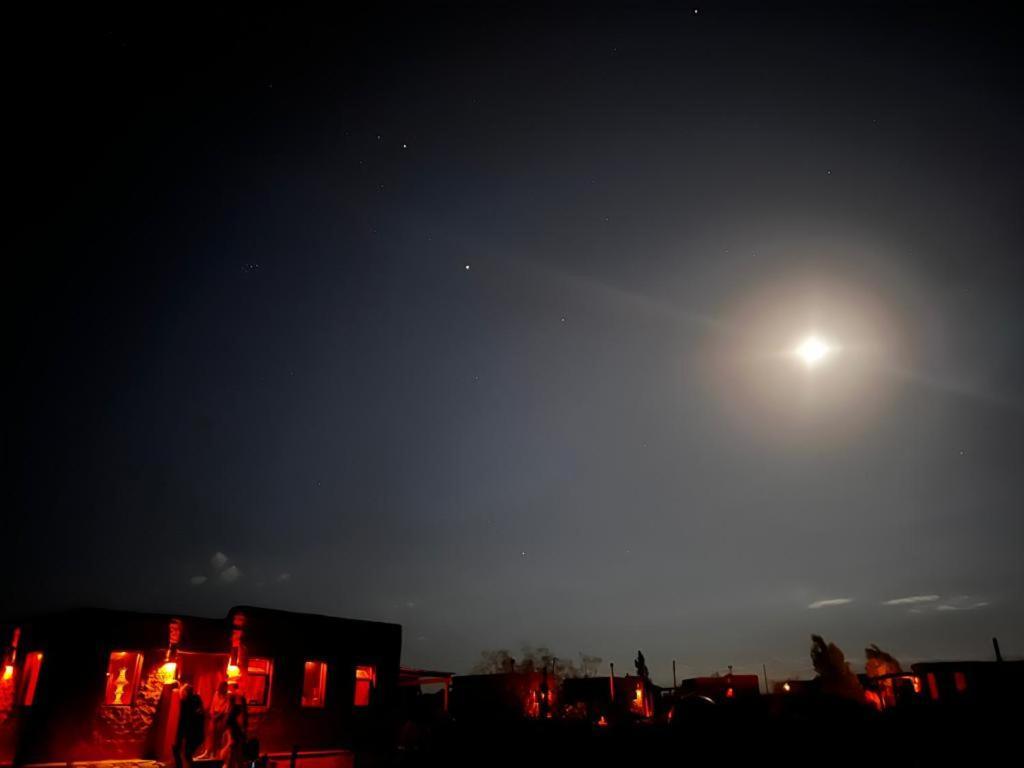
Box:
xmin=560 ymin=675 xmax=658 ymax=722
xmin=910 ymin=660 xmax=1024 ymax=708
xmin=449 ymin=671 xmax=557 ymax=722
xmin=677 ymin=673 xmax=760 ymax=704
xmin=0 ymin=606 xmax=402 ymax=768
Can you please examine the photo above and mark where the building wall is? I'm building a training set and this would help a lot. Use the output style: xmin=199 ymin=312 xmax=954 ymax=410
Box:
xmin=2 ymin=608 xmax=401 ymax=766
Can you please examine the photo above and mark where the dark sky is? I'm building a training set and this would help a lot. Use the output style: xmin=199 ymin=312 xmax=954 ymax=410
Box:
xmin=6 ymin=1 xmax=1023 ymax=682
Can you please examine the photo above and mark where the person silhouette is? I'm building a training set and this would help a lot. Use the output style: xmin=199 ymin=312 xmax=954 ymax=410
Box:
xmin=174 ymin=684 xmax=205 ymax=768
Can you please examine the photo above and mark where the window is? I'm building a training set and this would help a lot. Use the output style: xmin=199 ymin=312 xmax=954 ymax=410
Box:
xmin=926 ymin=672 xmax=939 ymax=701
xmin=18 ymin=652 xmax=43 ymax=706
xmin=104 ymin=651 xmax=144 ymax=706
xmin=247 ymin=658 xmax=273 ymax=710
xmin=353 ymin=665 xmax=376 ymax=707
xmin=301 ymin=660 xmax=328 ymax=708
xmin=954 ymin=671 xmax=968 ymax=693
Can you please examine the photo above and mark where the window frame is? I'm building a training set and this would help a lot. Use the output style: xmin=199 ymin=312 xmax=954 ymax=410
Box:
xmin=353 ymin=664 xmax=376 ymax=707
xmin=246 ymin=657 xmax=274 ymax=711
xmin=17 ymin=651 xmax=44 ymax=707
xmin=300 ymin=659 xmax=328 ymax=709
xmin=104 ymin=651 xmax=144 ymax=706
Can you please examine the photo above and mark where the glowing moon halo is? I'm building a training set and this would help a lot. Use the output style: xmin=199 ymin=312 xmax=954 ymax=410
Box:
xmin=793 ymin=335 xmax=834 ymax=369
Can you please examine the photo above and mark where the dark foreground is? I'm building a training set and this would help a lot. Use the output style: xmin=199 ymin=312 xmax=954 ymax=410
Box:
xmin=389 ymin=698 xmax=1022 ymax=767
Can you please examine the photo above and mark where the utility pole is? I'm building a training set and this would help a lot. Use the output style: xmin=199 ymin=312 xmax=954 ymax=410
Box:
xmin=609 ymin=662 xmax=615 ymax=701
xmin=672 ymin=659 xmax=677 ymax=689
xmin=762 ymin=664 xmax=769 ymax=695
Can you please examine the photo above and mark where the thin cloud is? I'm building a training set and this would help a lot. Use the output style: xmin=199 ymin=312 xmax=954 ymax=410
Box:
xmin=189 ymin=576 xmax=207 ymax=587
xmin=219 ymin=565 xmax=241 ymax=583
xmin=905 ymin=595 xmax=991 ymax=613
xmin=936 ymin=602 xmax=989 ymax=612
xmin=211 ymin=551 xmax=229 ymax=570
xmin=883 ymin=594 xmax=940 ymax=605
xmin=808 ymin=598 xmax=853 ymax=609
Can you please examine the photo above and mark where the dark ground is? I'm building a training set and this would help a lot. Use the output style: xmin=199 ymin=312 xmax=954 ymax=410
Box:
xmin=387 ymin=697 xmax=1023 ymax=767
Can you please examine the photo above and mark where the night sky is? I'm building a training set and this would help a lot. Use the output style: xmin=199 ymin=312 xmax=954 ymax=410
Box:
xmin=7 ymin=1 xmax=1023 ymax=683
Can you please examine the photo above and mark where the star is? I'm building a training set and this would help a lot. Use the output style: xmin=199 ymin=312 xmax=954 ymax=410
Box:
xmin=464 ymin=264 xmax=471 ymax=270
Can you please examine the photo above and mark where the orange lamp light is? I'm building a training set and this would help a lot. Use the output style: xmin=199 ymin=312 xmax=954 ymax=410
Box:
xmin=158 ymin=661 xmax=178 ymax=684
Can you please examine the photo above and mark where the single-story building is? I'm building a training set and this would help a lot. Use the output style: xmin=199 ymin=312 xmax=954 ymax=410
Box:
xmin=676 ymin=674 xmax=760 ymax=704
xmin=0 ymin=606 xmax=401 ymax=768
xmin=449 ymin=672 xmax=557 ymax=722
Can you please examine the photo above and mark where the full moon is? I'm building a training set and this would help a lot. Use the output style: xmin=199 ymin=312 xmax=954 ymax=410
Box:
xmin=794 ymin=335 xmax=833 ymax=368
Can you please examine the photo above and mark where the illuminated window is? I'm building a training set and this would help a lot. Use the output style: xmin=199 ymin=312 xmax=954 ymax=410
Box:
xmin=926 ymin=672 xmax=939 ymax=702
xmin=301 ymin=660 xmax=328 ymax=708
xmin=954 ymin=671 xmax=968 ymax=693
xmin=353 ymin=665 xmax=376 ymax=707
xmin=104 ymin=651 xmax=144 ymax=706
xmin=158 ymin=661 xmax=178 ymax=685
xmin=247 ymin=658 xmax=273 ymax=710
xmin=18 ymin=652 xmax=43 ymax=706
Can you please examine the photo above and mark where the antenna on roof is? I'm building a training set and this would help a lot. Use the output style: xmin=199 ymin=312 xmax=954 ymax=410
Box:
xmin=993 ymin=637 xmax=1003 ymax=663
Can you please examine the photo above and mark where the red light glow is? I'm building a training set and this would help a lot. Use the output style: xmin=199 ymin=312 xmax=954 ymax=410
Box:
xmin=927 ymin=673 xmax=939 ymax=701
xmin=864 ymin=690 xmax=883 ymax=711
xmin=354 ymin=665 xmax=376 ymax=707
xmin=301 ymin=660 xmax=328 ymax=708
xmin=954 ymin=672 xmax=968 ymax=693
xmin=19 ymin=653 xmax=43 ymax=706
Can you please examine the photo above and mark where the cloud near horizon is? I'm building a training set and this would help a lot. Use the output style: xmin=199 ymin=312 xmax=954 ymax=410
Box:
xmin=807 ymin=598 xmax=853 ymax=609
xmin=936 ymin=601 xmax=989 ymax=612
xmin=883 ymin=594 xmax=940 ymax=605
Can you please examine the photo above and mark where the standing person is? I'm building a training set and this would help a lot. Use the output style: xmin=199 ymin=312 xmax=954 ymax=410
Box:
xmin=221 ymin=683 xmax=249 ymax=768
xmin=203 ymin=681 xmax=230 ymax=758
xmin=174 ymin=684 xmax=206 ymax=768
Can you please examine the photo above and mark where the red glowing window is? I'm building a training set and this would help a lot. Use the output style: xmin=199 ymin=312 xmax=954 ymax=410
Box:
xmin=104 ymin=651 xmax=144 ymax=706
xmin=926 ymin=672 xmax=939 ymax=701
xmin=353 ymin=665 xmax=376 ymax=707
xmin=18 ymin=652 xmax=43 ymax=706
xmin=247 ymin=658 xmax=273 ymax=710
xmin=301 ymin=660 xmax=328 ymax=708
xmin=953 ymin=671 xmax=968 ymax=693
